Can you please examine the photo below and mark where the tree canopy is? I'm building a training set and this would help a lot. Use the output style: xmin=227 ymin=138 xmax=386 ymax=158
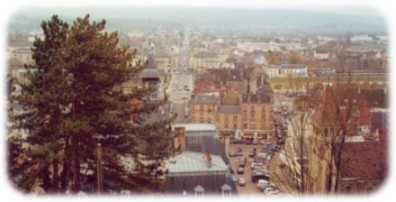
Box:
xmin=10 ymin=15 xmax=175 ymax=194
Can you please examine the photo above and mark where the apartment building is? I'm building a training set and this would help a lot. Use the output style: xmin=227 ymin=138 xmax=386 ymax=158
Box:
xmin=190 ymin=92 xmax=220 ymax=124
xmin=217 ymin=105 xmax=242 ymax=133
xmin=241 ymin=87 xmax=274 ymax=140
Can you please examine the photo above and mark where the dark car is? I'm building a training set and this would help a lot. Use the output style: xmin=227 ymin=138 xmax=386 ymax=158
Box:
xmin=238 ymin=157 xmax=247 ymax=167
xmin=231 ymin=139 xmax=244 ymax=144
xmin=244 ymin=139 xmax=253 ymax=145
xmin=277 ymin=138 xmax=285 ymax=145
xmin=251 ymin=173 xmax=270 ymax=183
xmin=237 ymin=166 xmax=244 ymax=174
xmin=249 ymin=149 xmax=256 ymax=157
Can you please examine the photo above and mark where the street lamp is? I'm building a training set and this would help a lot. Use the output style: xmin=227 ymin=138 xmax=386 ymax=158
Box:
xmin=94 ymin=134 xmax=104 ymax=194
xmin=96 ymin=142 xmax=103 ymax=194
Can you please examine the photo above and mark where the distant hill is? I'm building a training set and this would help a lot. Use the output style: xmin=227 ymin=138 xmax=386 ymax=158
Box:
xmin=8 ymin=6 xmax=387 ymax=34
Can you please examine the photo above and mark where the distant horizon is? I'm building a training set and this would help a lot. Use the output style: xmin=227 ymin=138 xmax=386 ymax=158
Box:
xmin=12 ymin=5 xmax=385 ymax=18
xmin=8 ymin=6 xmax=387 ymax=35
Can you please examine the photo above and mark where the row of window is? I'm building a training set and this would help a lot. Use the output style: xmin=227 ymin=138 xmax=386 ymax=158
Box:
xmin=192 ymin=104 xmax=216 ymax=112
xmin=241 ymin=123 xmax=269 ymax=130
xmin=243 ymin=105 xmax=269 ymax=113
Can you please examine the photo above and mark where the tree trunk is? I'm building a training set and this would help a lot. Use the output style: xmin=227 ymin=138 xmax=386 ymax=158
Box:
xmin=299 ymin=134 xmax=305 ymax=194
xmin=53 ymin=159 xmax=59 ymax=191
xmin=72 ymin=134 xmax=81 ymax=193
xmin=61 ymin=137 xmax=70 ymax=192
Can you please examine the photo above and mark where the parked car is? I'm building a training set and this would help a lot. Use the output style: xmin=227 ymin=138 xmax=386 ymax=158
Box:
xmin=244 ymin=139 xmax=253 ymax=145
xmin=251 ymin=161 xmax=265 ymax=169
xmin=238 ymin=177 xmax=246 ymax=186
xmin=277 ymin=139 xmax=285 ymax=145
xmin=251 ymin=173 xmax=270 ymax=183
xmin=252 ymin=166 xmax=268 ymax=173
xmin=231 ymin=139 xmax=244 ymax=144
xmin=239 ymin=156 xmax=247 ymax=163
xmin=264 ymin=187 xmax=280 ymax=195
xmin=229 ymin=148 xmax=243 ymax=157
xmin=238 ymin=160 xmax=246 ymax=168
xmin=237 ymin=166 xmax=244 ymax=174
xmin=257 ymin=179 xmax=269 ymax=190
xmin=248 ymin=150 xmax=256 ymax=157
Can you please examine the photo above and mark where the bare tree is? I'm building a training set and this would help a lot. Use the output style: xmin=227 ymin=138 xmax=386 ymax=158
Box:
xmin=270 ymin=70 xmax=362 ymax=195
xmin=311 ymin=72 xmax=363 ymax=193
xmin=269 ymin=74 xmax=321 ymax=194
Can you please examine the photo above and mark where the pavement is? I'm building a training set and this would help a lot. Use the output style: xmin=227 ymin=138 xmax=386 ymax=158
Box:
xmin=228 ymin=144 xmax=261 ymax=194
xmin=227 ymin=142 xmax=269 ymax=195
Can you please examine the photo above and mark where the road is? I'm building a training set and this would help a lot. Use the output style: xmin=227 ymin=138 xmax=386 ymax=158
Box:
xmin=228 ymin=142 xmax=263 ymax=195
xmin=166 ymin=28 xmax=193 ymax=124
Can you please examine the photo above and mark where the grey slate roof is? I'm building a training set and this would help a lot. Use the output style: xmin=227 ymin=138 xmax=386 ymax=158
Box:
xmin=164 ymin=151 xmax=228 ymax=176
xmin=191 ymin=93 xmax=220 ymax=104
xmin=280 ymin=64 xmax=307 ymax=69
xmin=171 ymin=123 xmax=229 ymax=165
xmin=140 ymin=53 xmax=161 ymax=79
xmin=164 ymin=173 xmax=237 ymax=195
xmin=193 ymin=51 xmax=219 ymax=58
xmin=146 ymin=53 xmax=157 ymax=69
xmin=218 ymin=105 xmax=241 ymax=114
xmin=165 ymin=124 xmax=238 ymax=195
xmin=242 ymin=92 xmax=271 ymax=104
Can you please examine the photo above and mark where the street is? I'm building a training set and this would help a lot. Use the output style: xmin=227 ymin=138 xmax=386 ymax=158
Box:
xmin=166 ymin=28 xmax=193 ymax=124
xmin=227 ymin=138 xmax=281 ymax=195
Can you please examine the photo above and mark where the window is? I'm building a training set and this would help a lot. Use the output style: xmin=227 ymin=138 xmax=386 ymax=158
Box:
xmin=194 ymin=185 xmax=205 ymax=197
xmin=251 ymin=105 xmax=255 ymax=112
xmin=221 ymin=184 xmax=232 ymax=197
xmin=251 ymin=124 xmax=256 ymax=130
xmin=243 ymin=123 xmax=248 ymax=129
xmin=233 ymin=115 xmax=238 ymax=121
xmin=243 ymin=113 xmax=247 ymax=121
xmin=233 ymin=124 xmax=237 ymax=129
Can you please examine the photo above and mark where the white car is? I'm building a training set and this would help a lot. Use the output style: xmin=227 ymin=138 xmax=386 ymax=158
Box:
xmin=251 ymin=161 xmax=265 ymax=169
xmin=257 ymin=179 xmax=269 ymax=189
xmin=237 ymin=177 xmax=246 ymax=186
xmin=264 ymin=187 xmax=280 ymax=195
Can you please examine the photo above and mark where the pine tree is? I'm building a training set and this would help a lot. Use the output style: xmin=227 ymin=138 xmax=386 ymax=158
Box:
xmin=11 ymin=15 xmax=176 ymax=194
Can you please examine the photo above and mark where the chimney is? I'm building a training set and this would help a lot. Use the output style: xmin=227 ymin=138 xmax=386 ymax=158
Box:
xmin=174 ymin=127 xmax=186 ymax=152
xmin=204 ymin=152 xmax=212 ymax=168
